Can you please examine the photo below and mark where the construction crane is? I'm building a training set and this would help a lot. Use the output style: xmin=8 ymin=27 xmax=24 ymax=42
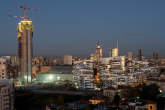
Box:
xmin=6 ymin=4 xmax=39 ymax=40
xmin=19 ymin=4 xmax=39 ymax=20
xmin=6 ymin=4 xmax=39 ymax=21
xmin=6 ymin=14 xmax=24 ymax=20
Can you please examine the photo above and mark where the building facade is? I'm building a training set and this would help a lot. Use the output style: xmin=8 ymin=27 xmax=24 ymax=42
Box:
xmin=17 ymin=20 xmax=34 ymax=84
xmin=0 ymin=79 xmax=14 ymax=110
xmin=110 ymin=48 xmax=119 ymax=57
xmin=64 ymin=55 xmax=72 ymax=65
xmin=0 ymin=58 xmax=10 ymax=79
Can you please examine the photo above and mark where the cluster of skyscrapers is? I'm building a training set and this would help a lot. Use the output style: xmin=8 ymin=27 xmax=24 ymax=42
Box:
xmin=73 ymin=42 xmax=162 ymax=91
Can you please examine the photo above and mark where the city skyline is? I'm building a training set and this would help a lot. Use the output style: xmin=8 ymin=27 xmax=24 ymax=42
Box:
xmin=1 ymin=1 xmax=165 ymax=110
xmin=1 ymin=0 xmax=165 ymax=57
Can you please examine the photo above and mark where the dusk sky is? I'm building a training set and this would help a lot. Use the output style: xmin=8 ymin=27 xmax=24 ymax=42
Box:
xmin=1 ymin=0 xmax=165 ymax=57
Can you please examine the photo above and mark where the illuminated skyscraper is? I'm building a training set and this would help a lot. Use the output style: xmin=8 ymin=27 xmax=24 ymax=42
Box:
xmin=110 ymin=48 xmax=118 ymax=57
xmin=110 ymin=40 xmax=119 ymax=57
xmin=95 ymin=41 xmax=103 ymax=63
xmin=93 ymin=41 xmax=102 ymax=84
xmin=17 ymin=20 xmax=34 ymax=84
xmin=138 ymin=48 xmax=142 ymax=61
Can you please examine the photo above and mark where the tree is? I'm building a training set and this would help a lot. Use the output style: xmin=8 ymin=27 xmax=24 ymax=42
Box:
xmin=140 ymin=83 xmax=160 ymax=101
xmin=57 ymin=95 xmax=64 ymax=105
xmin=84 ymin=105 xmax=92 ymax=110
xmin=123 ymin=87 xmax=140 ymax=99
xmin=113 ymin=93 xmax=120 ymax=106
xmin=61 ymin=106 xmax=68 ymax=110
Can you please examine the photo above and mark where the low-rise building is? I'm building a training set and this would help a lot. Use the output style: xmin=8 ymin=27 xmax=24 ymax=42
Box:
xmin=0 ymin=79 xmax=14 ymax=110
xmin=36 ymin=72 xmax=73 ymax=83
xmin=103 ymin=86 xmax=129 ymax=102
xmin=0 ymin=58 xmax=11 ymax=79
xmin=64 ymin=55 xmax=73 ymax=65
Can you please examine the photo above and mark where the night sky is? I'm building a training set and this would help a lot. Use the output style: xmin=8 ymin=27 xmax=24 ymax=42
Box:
xmin=0 ymin=0 xmax=165 ymax=57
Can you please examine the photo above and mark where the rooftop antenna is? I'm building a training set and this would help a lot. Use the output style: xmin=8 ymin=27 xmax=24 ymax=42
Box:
xmin=117 ymin=40 xmax=119 ymax=49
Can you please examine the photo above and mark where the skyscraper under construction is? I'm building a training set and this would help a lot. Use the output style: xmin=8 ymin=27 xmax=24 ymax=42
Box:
xmin=17 ymin=13 xmax=34 ymax=84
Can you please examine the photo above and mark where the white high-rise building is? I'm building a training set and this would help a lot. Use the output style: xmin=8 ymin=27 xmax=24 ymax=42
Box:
xmin=73 ymin=66 xmax=94 ymax=90
xmin=64 ymin=55 xmax=72 ymax=65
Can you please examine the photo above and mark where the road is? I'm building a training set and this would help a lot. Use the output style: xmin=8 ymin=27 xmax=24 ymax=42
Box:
xmin=31 ymin=89 xmax=98 ymax=96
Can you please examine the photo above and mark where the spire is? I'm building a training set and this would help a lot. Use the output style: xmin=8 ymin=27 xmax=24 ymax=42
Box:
xmin=117 ymin=40 xmax=119 ymax=56
xmin=117 ymin=40 xmax=119 ymax=49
